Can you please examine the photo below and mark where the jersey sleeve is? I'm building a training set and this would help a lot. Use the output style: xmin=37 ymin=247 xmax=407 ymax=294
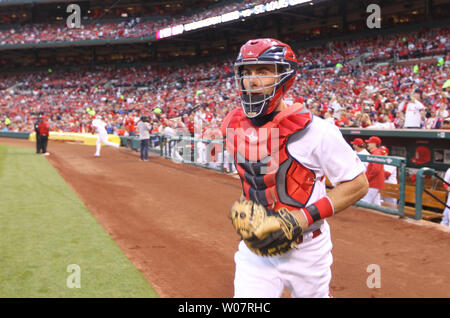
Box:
xmin=317 ymin=124 xmax=366 ymax=186
xmin=287 ymin=118 xmax=366 ymax=187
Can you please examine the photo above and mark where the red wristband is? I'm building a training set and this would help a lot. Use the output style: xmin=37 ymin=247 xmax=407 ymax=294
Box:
xmin=302 ymin=196 xmax=335 ymax=226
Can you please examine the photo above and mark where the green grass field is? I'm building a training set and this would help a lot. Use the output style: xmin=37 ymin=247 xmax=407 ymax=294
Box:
xmin=0 ymin=144 xmax=159 ymax=298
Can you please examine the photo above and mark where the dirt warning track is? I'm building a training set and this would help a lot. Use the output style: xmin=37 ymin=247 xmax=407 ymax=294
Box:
xmin=3 ymin=137 xmax=450 ymax=298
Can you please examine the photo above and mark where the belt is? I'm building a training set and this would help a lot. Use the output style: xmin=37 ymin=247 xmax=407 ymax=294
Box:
xmin=296 ymin=229 xmax=322 ymax=244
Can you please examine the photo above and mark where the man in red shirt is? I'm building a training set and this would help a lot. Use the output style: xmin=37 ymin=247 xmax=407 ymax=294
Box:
xmin=38 ymin=116 xmax=50 ymax=156
xmin=184 ymin=114 xmax=195 ymax=137
xmin=125 ymin=115 xmax=136 ymax=136
xmin=361 ymin=136 xmax=385 ymax=205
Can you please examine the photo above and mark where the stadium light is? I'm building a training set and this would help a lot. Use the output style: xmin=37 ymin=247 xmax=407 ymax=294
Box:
xmin=156 ymin=0 xmax=311 ymax=38
xmin=156 ymin=24 xmax=184 ymax=39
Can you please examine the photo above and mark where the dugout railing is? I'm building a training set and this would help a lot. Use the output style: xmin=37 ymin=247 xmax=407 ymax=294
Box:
xmin=123 ymin=134 xmax=413 ymax=217
xmin=413 ymin=167 xmax=449 ymax=220
xmin=119 ymin=134 xmax=449 ymax=222
xmin=355 ymin=154 xmax=407 ymax=218
xmin=122 ymin=133 xmax=234 ymax=173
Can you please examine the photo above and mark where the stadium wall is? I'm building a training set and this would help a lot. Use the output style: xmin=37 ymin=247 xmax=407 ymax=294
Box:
xmin=340 ymin=128 xmax=450 ymax=173
xmin=2 ymin=129 xmax=449 ymax=172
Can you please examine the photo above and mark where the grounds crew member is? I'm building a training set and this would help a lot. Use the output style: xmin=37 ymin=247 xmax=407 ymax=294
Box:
xmin=38 ymin=116 xmax=50 ymax=155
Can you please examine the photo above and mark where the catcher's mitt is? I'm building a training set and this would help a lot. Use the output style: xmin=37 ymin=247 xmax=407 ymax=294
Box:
xmin=230 ymin=199 xmax=306 ymax=257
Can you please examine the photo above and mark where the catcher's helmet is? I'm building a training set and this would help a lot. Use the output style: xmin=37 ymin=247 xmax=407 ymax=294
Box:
xmin=234 ymin=38 xmax=298 ymax=119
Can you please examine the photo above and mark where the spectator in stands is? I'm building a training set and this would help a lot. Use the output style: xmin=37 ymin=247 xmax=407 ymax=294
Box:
xmin=335 ymin=108 xmax=353 ymax=127
xmin=359 ymin=112 xmax=373 ymax=128
xmin=368 ymin=114 xmax=394 ymax=129
xmin=424 ymin=109 xmax=442 ymax=129
xmin=442 ymin=117 xmax=450 ymax=129
xmin=0 ymin=25 xmax=448 ymax=135
xmin=125 ymin=115 xmax=136 ymax=137
xmin=403 ymin=94 xmax=426 ymax=128
xmin=436 ymin=103 xmax=449 ymax=122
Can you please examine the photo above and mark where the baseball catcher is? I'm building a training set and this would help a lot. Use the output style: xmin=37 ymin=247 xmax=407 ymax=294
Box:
xmin=221 ymin=38 xmax=369 ymax=298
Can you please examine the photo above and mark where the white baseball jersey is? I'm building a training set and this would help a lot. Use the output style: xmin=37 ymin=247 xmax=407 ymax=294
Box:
xmin=234 ymin=115 xmax=366 ymax=298
xmin=92 ymin=118 xmax=107 ymax=135
xmin=287 ymin=116 xmax=366 ymax=193
xmin=92 ymin=118 xmax=118 ymax=156
xmin=357 ymin=148 xmax=371 ymax=170
xmin=286 ymin=116 xmax=366 ymax=231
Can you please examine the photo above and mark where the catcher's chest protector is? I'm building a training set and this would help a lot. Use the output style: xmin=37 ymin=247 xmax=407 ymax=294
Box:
xmin=222 ymin=104 xmax=315 ymax=211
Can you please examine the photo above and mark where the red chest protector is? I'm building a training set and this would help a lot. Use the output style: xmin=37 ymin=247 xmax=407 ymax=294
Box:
xmin=221 ymin=104 xmax=316 ymax=211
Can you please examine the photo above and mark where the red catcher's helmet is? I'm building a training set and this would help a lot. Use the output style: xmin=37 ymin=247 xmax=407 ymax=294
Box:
xmin=234 ymin=38 xmax=298 ymax=119
xmin=379 ymin=145 xmax=389 ymax=155
xmin=411 ymin=146 xmax=431 ymax=165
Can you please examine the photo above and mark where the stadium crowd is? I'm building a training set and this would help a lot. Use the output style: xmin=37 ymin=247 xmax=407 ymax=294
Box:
xmin=1 ymin=4 xmax=448 ymax=69
xmin=0 ymin=0 xmax=277 ymax=45
xmin=297 ymin=27 xmax=449 ymax=69
xmin=0 ymin=25 xmax=449 ymax=137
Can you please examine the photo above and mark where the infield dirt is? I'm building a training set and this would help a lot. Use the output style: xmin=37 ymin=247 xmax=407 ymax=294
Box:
xmin=2 ymin=137 xmax=450 ymax=298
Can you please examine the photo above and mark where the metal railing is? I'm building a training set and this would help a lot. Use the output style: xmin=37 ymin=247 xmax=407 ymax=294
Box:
xmin=414 ymin=167 xmax=449 ymax=220
xmin=122 ymin=135 xmax=448 ymax=221
xmin=122 ymin=134 xmax=234 ymax=173
xmin=355 ymin=154 xmax=407 ymax=217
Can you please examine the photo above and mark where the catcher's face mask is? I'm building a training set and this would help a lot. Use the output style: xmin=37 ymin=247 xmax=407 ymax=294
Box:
xmin=234 ymin=38 xmax=298 ymax=119
xmin=235 ymin=63 xmax=286 ymax=118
